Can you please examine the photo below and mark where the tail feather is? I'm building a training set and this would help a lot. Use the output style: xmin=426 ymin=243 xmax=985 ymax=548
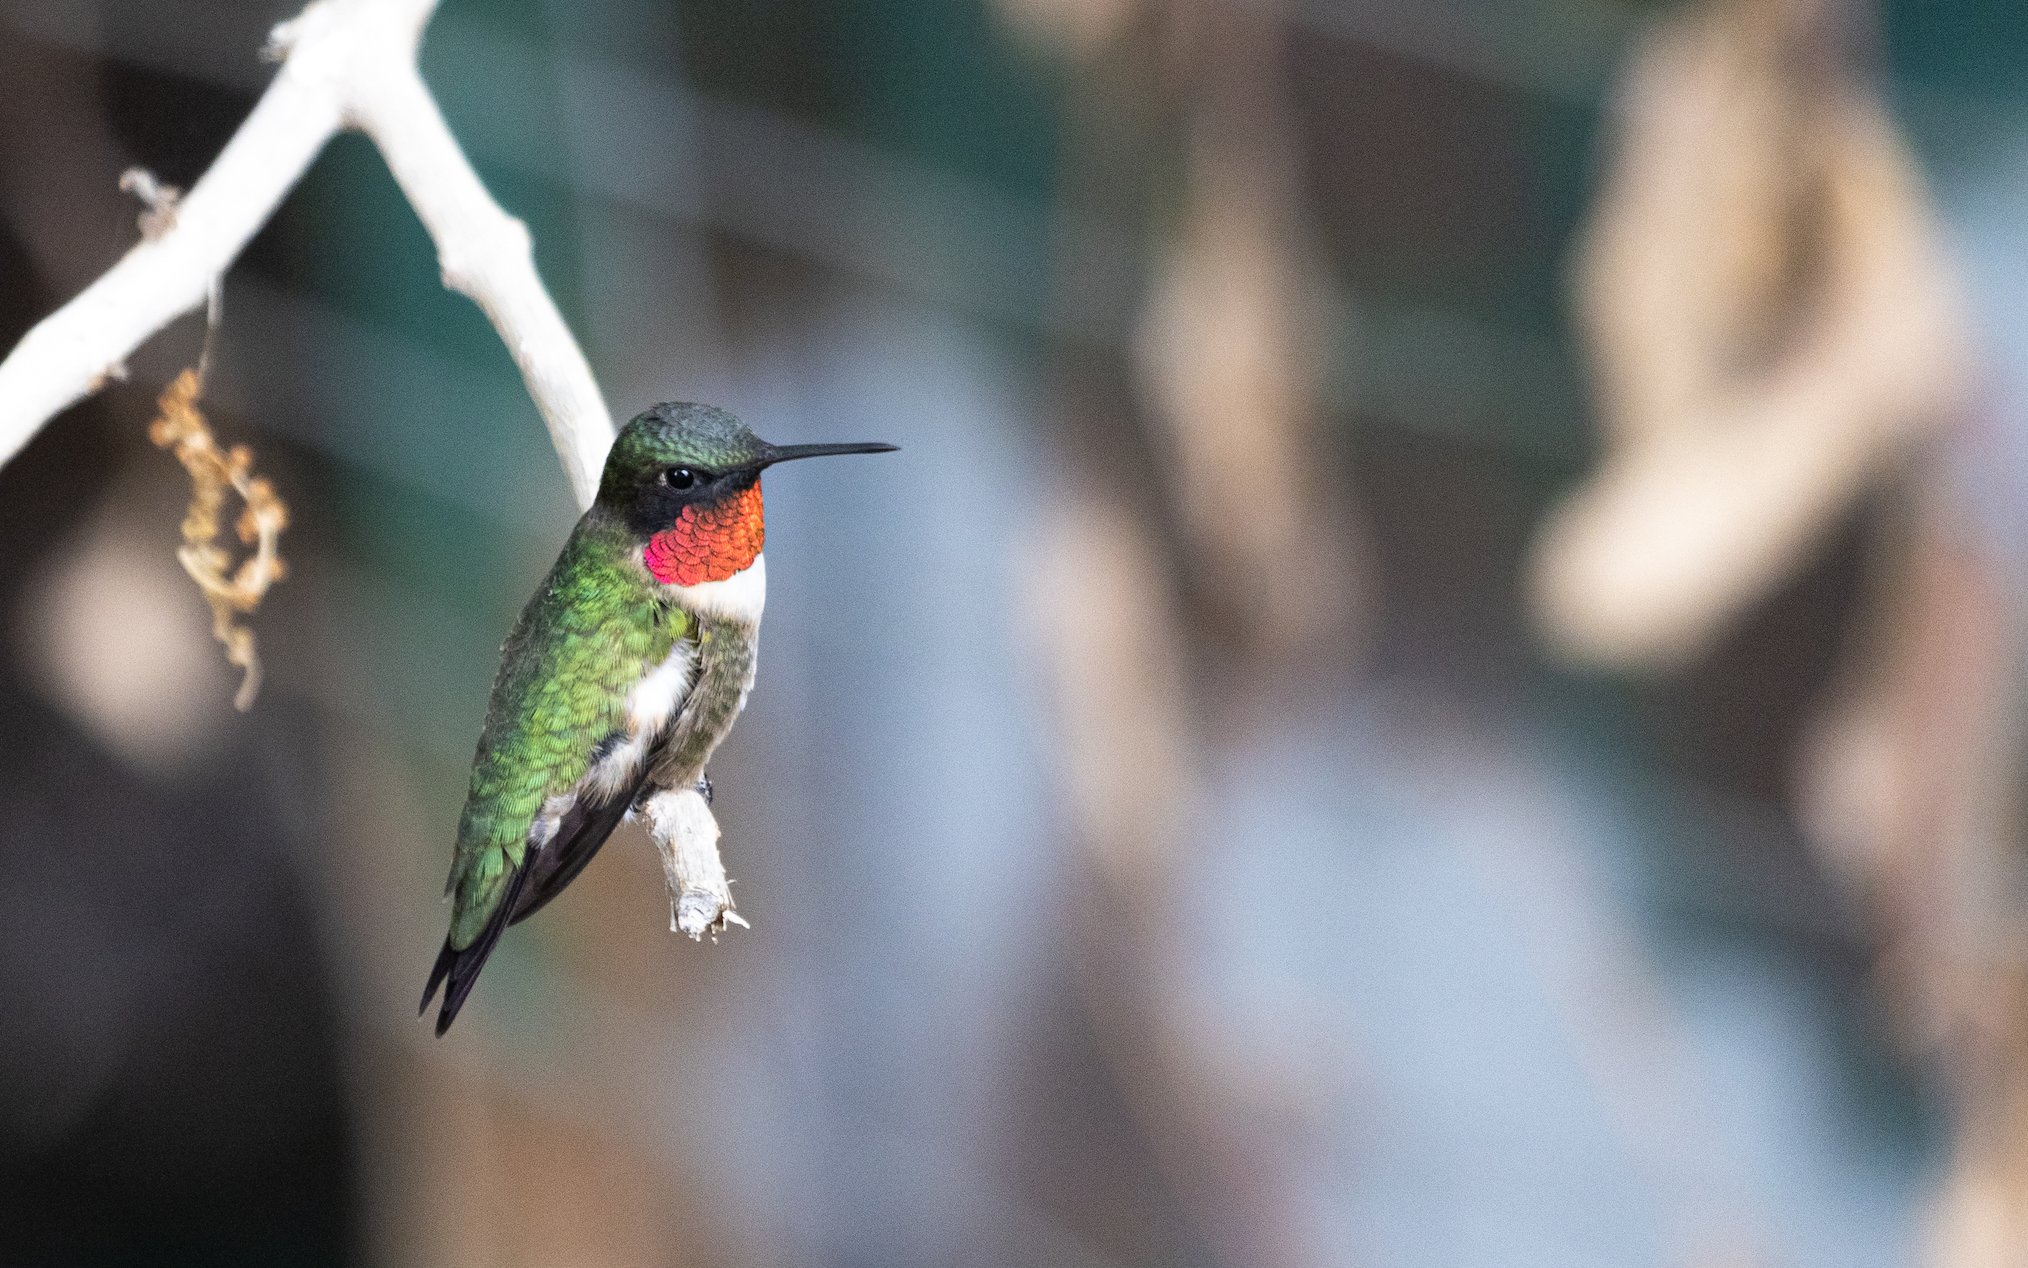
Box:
xmin=419 ymin=941 xmax=457 ymax=1016
xmin=418 ymin=859 xmax=530 ymax=1036
xmin=421 ymin=766 xmax=649 ymax=1036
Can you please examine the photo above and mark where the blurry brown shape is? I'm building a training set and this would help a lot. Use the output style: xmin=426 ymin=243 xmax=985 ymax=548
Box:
xmin=1017 ymin=0 xmax=1368 ymax=1260
xmin=1796 ymin=490 xmax=2000 ymax=955
xmin=1549 ymin=1 xmax=2025 ymax=1257
xmin=1136 ymin=99 xmax=1363 ymax=665
xmin=1029 ymin=493 xmax=1194 ymax=883
xmin=1532 ymin=0 xmax=1972 ymax=668
xmin=0 ymin=24 xmax=131 ymax=298
xmin=1797 ymin=475 xmax=2028 ymax=1267
xmin=992 ymin=0 xmax=1139 ymax=59
xmin=1027 ymin=486 xmax=1318 ymax=1268
xmin=1133 ymin=0 xmax=1366 ymax=668
xmin=147 ymin=367 xmax=289 ymax=710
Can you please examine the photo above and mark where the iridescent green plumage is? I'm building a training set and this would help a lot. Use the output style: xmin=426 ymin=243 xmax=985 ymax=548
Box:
xmin=447 ymin=514 xmax=689 ymax=947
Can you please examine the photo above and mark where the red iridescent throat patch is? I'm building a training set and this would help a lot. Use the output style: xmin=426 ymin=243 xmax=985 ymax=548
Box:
xmin=644 ymin=480 xmax=765 ymax=586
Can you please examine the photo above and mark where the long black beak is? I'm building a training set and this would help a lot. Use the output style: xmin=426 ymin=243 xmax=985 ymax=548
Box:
xmin=759 ymin=441 xmax=899 ymax=467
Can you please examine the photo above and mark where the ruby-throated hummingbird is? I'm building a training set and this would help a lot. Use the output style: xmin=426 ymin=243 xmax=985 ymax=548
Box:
xmin=420 ymin=402 xmax=895 ymax=1034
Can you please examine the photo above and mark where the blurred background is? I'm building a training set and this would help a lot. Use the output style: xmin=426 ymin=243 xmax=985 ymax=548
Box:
xmin=1 ymin=0 xmax=2026 ymax=1263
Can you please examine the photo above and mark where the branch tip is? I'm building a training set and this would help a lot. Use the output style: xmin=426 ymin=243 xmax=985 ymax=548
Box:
xmin=119 ymin=168 xmax=182 ymax=239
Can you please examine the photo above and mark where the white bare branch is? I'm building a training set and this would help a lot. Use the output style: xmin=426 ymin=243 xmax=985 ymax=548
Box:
xmin=0 ymin=0 xmax=746 ymax=931
xmin=641 ymin=786 xmax=748 ymax=940
xmin=0 ymin=0 xmax=615 ymax=508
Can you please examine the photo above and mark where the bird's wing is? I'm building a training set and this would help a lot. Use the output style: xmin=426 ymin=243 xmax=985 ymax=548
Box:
xmin=421 ymin=533 xmax=693 ymax=1034
xmin=508 ymin=762 xmax=651 ymax=927
xmin=513 ymin=609 xmax=763 ymax=937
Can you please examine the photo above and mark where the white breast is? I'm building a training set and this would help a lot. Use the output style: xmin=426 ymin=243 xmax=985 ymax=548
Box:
xmin=667 ymin=552 xmax=767 ymax=625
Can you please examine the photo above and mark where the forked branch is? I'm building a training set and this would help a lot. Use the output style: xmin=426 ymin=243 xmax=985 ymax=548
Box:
xmin=0 ymin=0 xmax=614 ymax=506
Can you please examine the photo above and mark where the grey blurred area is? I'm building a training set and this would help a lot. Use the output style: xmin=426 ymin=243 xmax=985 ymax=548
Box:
xmin=2 ymin=0 xmax=2026 ymax=1265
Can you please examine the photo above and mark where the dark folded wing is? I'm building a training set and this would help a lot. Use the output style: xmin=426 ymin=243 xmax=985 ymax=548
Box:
xmin=508 ymin=763 xmax=653 ymax=926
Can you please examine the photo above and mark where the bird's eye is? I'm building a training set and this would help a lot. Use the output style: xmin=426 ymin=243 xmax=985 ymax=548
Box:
xmin=664 ymin=466 xmax=698 ymax=490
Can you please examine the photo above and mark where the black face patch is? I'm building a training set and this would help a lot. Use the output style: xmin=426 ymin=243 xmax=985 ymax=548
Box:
xmin=625 ymin=466 xmax=759 ymax=538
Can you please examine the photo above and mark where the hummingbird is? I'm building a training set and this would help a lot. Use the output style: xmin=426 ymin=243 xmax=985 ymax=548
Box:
xmin=419 ymin=402 xmax=895 ymax=1034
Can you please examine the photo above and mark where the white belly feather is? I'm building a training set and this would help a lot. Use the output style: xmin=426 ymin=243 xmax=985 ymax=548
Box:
xmin=665 ymin=552 xmax=767 ymax=624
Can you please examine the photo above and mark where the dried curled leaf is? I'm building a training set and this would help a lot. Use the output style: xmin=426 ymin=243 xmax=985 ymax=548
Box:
xmin=147 ymin=369 xmax=289 ymax=710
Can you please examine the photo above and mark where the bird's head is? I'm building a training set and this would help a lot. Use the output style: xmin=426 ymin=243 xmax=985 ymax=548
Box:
xmin=598 ymin=402 xmax=895 ymax=586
